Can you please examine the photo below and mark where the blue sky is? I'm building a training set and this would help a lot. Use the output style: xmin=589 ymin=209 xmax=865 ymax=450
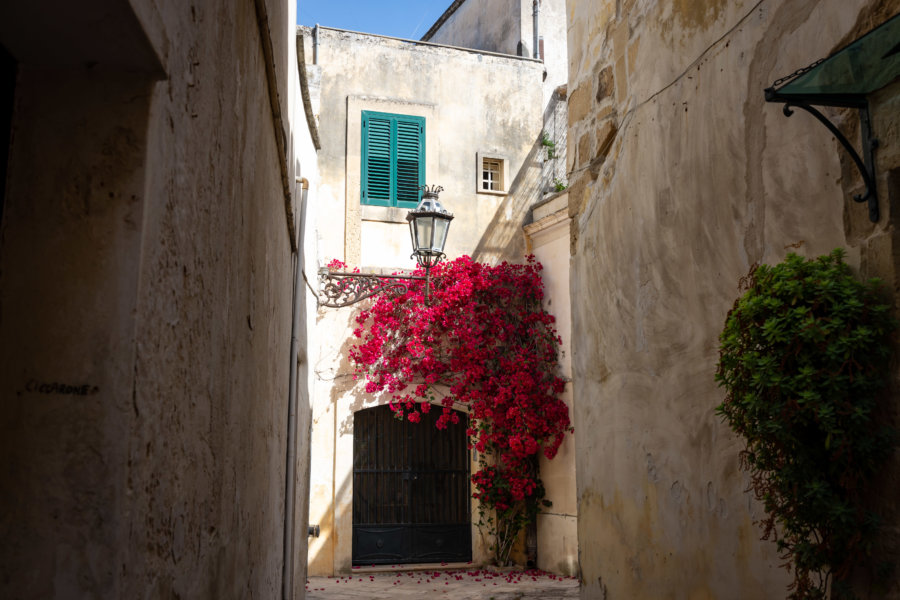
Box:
xmin=297 ymin=0 xmax=453 ymax=40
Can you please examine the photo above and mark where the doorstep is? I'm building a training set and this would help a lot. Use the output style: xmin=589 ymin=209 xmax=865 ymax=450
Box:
xmin=351 ymin=562 xmax=475 ymax=574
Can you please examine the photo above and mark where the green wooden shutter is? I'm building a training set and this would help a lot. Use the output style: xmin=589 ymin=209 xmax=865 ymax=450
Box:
xmin=395 ymin=119 xmax=424 ymax=207
xmin=361 ymin=111 xmax=425 ymax=207
xmin=362 ymin=113 xmax=392 ymax=207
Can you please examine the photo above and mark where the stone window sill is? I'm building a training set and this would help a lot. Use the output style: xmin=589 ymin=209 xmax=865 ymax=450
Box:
xmin=361 ymin=205 xmax=410 ymax=224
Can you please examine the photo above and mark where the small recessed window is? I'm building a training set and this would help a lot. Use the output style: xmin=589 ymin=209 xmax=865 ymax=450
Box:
xmin=476 ymin=153 xmax=508 ymax=195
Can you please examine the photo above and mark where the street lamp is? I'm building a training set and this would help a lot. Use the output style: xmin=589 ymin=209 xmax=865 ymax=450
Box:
xmin=407 ymin=185 xmax=453 ymax=300
xmin=319 ymin=185 xmax=453 ymax=307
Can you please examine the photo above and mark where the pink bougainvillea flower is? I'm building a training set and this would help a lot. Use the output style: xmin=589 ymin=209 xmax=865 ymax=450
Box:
xmin=347 ymin=255 xmax=571 ymax=566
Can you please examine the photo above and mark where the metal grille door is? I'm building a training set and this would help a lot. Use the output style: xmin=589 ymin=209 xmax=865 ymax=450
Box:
xmin=352 ymin=405 xmax=471 ymax=565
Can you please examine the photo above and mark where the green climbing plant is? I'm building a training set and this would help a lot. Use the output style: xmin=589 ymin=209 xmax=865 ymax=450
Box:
xmin=541 ymin=132 xmax=557 ymax=160
xmin=716 ymin=249 xmax=896 ymax=599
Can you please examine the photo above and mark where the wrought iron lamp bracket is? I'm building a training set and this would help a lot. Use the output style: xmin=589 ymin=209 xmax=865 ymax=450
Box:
xmin=318 ymin=269 xmax=426 ymax=308
xmin=765 ymin=87 xmax=879 ymax=222
xmin=319 ymin=184 xmax=450 ymax=308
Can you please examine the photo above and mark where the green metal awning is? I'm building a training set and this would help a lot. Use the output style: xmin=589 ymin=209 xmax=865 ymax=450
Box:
xmin=765 ymin=12 xmax=900 ymax=222
xmin=772 ymin=12 xmax=900 ymax=102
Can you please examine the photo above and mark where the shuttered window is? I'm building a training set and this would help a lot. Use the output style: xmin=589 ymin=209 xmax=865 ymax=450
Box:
xmin=361 ymin=111 xmax=425 ymax=208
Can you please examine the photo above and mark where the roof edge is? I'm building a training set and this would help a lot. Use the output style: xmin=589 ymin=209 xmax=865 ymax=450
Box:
xmin=295 ymin=31 xmax=321 ymax=151
xmin=304 ymin=25 xmax=542 ymax=64
xmin=420 ymin=0 xmax=468 ymax=42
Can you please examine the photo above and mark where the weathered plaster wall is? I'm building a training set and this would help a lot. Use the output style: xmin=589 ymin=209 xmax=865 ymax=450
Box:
xmin=566 ymin=0 xmax=900 ymax=597
xmin=531 ymin=0 xmax=570 ymax=107
xmin=0 ymin=1 xmax=312 ymax=597
xmin=303 ymin=26 xmax=545 ymax=576
xmin=1 ymin=67 xmax=156 ymax=600
xmin=305 ymin=26 xmax=543 ymax=271
xmin=293 ymin=37 xmax=322 ymax=600
xmin=423 ymin=0 xmax=524 ymax=57
xmin=524 ymin=193 xmax=578 ymax=576
xmin=424 ymin=0 xmax=569 ymax=111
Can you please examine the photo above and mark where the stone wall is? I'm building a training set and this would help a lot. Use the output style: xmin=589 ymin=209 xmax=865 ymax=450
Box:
xmin=565 ymin=0 xmax=900 ymax=597
xmin=0 ymin=1 xmax=312 ymax=597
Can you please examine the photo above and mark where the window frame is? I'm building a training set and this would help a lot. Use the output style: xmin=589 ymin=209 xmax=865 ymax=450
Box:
xmin=475 ymin=151 xmax=509 ymax=196
xmin=361 ymin=110 xmax=426 ymax=208
xmin=481 ymin=157 xmax=503 ymax=192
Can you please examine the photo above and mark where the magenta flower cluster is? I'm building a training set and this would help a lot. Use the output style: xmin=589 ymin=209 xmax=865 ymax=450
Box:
xmin=346 ymin=255 xmax=572 ymax=563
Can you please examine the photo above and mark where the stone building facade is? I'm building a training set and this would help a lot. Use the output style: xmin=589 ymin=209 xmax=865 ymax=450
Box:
xmin=302 ymin=22 xmax=554 ymax=576
xmin=565 ymin=0 xmax=900 ymax=597
xmin=300 ymin=0 xmax=584 ymax=579
xmin=0 ymin=1 xmax=316 ymax=598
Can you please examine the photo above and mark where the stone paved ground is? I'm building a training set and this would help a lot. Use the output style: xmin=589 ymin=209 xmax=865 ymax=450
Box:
xmin=305 ymin=567 xmax=580 ymax=599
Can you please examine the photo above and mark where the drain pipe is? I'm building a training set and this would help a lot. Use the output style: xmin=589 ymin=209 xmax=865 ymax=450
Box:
xmin=281 ymin=254 xmax=300 ymax=600
xmin=282 ymin=178 xmax=309 ymax=599
xmin=532 ymin=0 xmax=540 ymax=59
xmin=313 ymin=24 xmax=319 ymax=65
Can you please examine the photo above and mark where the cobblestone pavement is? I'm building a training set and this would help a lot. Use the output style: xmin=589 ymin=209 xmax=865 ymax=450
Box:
xmin=305 ymin=567 xmax=580 ymax=599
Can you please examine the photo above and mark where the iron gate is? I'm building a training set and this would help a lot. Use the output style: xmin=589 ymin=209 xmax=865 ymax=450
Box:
xmin=352 ymin=404 xmax=471 ymax=565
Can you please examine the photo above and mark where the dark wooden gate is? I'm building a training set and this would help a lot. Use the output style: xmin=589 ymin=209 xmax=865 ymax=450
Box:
xmin=352 ymin=404 xmax=471 ymax=565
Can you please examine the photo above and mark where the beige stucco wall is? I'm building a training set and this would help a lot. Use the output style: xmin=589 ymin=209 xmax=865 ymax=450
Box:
xmin=524 ymin=193 xmax=578 ymax=576
xmin=566 ymin=0 xmax=900 ymax=598
xmin=0 ymin=1 xmax=313 ymax=597
xmin=424 ymin=0 xmax=525 ymax=57
xmin=303 ymin=26 xmax=547 ymax=576
xmin=305 ymin=26 xmax=544 ymax=272
xmin=533 ymin=0 xmax=570 ymax=107
xmin=424 ymin=0 xmax=569 ymax=110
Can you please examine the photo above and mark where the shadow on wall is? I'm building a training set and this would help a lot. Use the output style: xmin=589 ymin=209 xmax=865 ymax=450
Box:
xmin=541 ymin=90 xmax=568 ymax=191
xmin=327 ymin=316 xmax=377 ymax=437
xmin=308 ymin=308 xmax=392 ymax=575
xmin=472 ymin=131 xmax=549 ymax=264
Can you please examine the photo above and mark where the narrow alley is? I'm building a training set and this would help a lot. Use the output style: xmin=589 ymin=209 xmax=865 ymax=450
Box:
xmin=3 ymin=1 xmax=900 ymax=599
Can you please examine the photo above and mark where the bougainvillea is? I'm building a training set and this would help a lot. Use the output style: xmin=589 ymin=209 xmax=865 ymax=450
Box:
xmin=347 ymin=255 xmax=572 ymax=565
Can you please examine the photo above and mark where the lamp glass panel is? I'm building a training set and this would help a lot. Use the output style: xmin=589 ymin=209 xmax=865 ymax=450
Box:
xmin=433 ymin=218 xmax=450 ymax=253
xmin=408 ymin=219 xmax=417 ymax=254
xmin=415 ymin=215 xmax=434 ymax=252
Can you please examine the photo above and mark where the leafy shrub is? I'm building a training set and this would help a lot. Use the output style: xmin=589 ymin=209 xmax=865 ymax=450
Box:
xmin=716 ymin=250 xmax=895 ymax=599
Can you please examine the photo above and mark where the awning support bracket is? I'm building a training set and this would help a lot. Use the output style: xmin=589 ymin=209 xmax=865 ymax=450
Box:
xmin=766 ymin=93 xmax=879 ymax=222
